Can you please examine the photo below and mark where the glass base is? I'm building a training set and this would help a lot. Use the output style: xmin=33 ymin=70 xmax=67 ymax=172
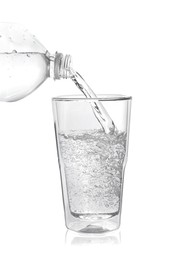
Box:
xmin=65 ymin=212 xmax=120 ymax=233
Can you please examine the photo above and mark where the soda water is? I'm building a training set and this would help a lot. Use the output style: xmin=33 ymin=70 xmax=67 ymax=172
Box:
xmin=69 ymin=70 xmax=116 ymax=134
xmin=59 ymin=129 xmax=126 ymax=218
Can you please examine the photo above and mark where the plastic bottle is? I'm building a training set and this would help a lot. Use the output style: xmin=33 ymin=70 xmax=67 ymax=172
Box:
xmin=0 ymin=23 xmax=72 ymax=102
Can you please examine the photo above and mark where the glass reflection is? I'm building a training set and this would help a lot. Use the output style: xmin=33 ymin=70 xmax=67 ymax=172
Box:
xmin=65 ymin=229 xmax=121 ymax=245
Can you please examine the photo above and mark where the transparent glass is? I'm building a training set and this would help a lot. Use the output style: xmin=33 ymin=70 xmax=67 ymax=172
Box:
xmin=52 ymin=95 xmax=132 ymax=233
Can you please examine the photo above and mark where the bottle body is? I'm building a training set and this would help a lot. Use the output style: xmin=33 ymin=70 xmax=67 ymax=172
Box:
xmin=0 ymin=52 xmax=50 ymax=101
xmin=0 ymin=23 xmax=72 ymax=102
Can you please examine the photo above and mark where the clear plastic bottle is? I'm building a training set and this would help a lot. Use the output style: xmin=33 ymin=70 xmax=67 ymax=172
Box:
xmin=0 ymin=23 xmax=72 ymax=102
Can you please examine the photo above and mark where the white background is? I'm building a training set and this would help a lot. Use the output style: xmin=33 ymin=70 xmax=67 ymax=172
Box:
xmin=0 ymin=0 xmax=186 ymax=259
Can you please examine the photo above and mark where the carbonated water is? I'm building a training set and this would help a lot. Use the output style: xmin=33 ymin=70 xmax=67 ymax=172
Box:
xmin=70 ymin=70 xmax=116 ymax=134
xmin=58 ymin=129 xmax=126 ymax=219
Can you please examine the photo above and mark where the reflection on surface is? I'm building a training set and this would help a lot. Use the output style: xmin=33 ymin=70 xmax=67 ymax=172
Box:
xmin=65 ymin=229 xmax=121 ymax=245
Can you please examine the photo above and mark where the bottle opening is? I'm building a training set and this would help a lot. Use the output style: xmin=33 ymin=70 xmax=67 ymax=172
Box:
xmin=53 ymin=52 xmax=72 ymax=80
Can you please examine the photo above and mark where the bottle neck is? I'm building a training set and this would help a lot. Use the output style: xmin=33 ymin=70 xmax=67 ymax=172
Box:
xmin=50 ymin=52 xmax=72 ymax=80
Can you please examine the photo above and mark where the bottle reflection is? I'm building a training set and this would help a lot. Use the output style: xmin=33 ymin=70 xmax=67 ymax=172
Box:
xmin=65 ymin=229 xmax=121 ymax=245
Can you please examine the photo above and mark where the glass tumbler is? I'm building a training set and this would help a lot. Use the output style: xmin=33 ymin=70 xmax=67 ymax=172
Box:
xmin=52 ymin=95 xmax=132 ymax=233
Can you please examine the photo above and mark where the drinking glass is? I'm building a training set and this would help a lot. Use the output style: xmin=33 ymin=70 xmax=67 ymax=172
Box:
xmin=52 ymin=95 xmax=132 ymax=233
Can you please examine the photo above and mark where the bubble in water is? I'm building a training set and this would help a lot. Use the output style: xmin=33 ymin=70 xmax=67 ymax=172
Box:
xmin=58 ymin=129 xmax=126 ymax=216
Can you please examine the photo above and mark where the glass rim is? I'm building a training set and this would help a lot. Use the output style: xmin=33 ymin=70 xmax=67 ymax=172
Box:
xmin=52 ymin=94 xmax=132 ymax=101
